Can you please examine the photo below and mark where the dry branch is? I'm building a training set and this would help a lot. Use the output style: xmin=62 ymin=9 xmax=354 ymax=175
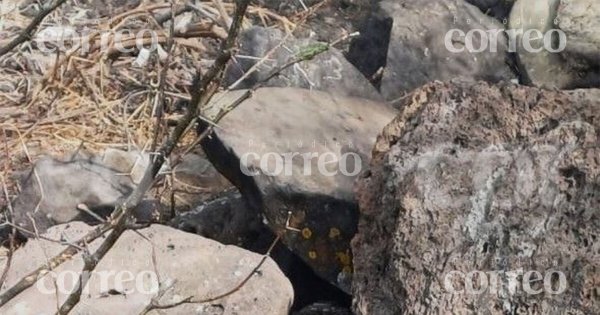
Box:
xmin=0 ymin=0 xmax=68 ymax=58
xmin=0 ymin=0 xmax=334 ymax=311
xmin=140 ymin=235 xmax=281 ymax=314
xmin=53 ymin=0 xmax=252 ymax=313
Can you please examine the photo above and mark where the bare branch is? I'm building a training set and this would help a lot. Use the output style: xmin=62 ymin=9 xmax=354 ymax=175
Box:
xmin=0 ymin=0 xmax=68 ymax=58
xmin=54 ymin=1 xmax=252 ymax=313
xmin=150 ymin=1 xmax=177 ymax=153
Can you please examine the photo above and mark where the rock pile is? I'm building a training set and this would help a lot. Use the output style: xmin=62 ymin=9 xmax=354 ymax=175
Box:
xmin=3 ymin=0 xmax=600 ymax=313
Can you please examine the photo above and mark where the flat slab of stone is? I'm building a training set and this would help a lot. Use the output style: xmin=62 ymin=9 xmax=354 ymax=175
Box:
xmin=0 ymin=223 xmax=293 ymax=314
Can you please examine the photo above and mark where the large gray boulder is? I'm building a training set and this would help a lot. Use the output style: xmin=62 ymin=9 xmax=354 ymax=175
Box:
xmin=509 ymin=0 xmax=600 ymax=89
xmin=0 ymin=223 xmax=293 ymax=314
xmin=352 ymin=0 xmax=516 ymax=103
xmin=352 ymin=80 xmax=599 ymax=314
xmin=557 ymin=0 xmax=600 ymax=68
xmin=201 ymin=87 xmax=397 ymax=292
xmin=225 ymin=27 xmax=382 ymax=101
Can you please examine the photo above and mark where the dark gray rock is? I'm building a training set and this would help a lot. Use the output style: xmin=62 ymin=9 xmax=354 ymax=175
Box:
xmin=225 ymin=27 xmax=382 ymax=101
xmin=2 ymin=150 xmax=230 ymax=241
xmin=352 ymin=0 xmax=516 ymax=103
xmin=345 ymin=11 xmax=392 ymax=88
xmin=352 ymin=80 xmax=600 ymax=314
xmin=169 ymin=189 xmax=262 ymax=247
xmin=201 ymin=87 xmax=397 ymax=292
xmin=466 ymin=0 xmax=515 ymax=19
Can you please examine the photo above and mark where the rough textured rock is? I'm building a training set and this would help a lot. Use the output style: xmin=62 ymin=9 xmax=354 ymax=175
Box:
xmin=509 ymin=0 xmax=600 ymax=89
xmin=201 ymin=87 xmax=397 ymax=292
xmin=352 ymin=80 xmax=599 ymax=314
xmin=557 ymin=0 xmax=600 ymax=67
xmin=354 ymin=0 xmax=515 ymax=103
xmin=0 ymin=223 xmax=293 ymax=314
xmin=225 ymin=27 xmax=382 ymax=101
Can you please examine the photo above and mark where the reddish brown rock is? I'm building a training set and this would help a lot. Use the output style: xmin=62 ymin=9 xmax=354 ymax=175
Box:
xmin=352 ymin=81 xmax=599 ymax=314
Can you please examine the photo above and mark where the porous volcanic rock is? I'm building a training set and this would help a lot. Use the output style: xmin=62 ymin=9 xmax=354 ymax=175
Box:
xmin=352 ymin=80 xmax=599 ymax=314
xmin=201 ymin=87 xmax=397 ymax=292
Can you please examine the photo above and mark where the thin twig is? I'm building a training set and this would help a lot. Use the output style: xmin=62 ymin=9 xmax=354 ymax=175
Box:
xmin=0 ymin=0 xmax=68 ymax=58
xmin=150 ymin=1 xmax=177 ymax=153
xmin=53 ymin=1 xmax=252 ymax=313
xmin=27 ymin=214 xmax=61 ymax=312
xmin=141 ymin=235 xmax=280 ymax=313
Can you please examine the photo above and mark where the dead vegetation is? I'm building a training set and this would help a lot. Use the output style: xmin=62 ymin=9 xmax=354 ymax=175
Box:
xmin=0 ymin=0 xmax=308 ymax=202
xmin=0 ymin=0 xmax=335 ymax=312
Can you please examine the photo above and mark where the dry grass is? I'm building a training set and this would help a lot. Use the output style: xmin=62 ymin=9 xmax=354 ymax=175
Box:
xmin=0 ymin=0 xmax=299 ymax=205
